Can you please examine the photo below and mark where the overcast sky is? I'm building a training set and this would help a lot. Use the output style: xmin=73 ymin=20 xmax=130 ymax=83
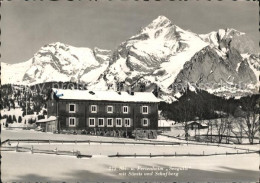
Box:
xmin=1 ymin=0 xmax=258 ymax=64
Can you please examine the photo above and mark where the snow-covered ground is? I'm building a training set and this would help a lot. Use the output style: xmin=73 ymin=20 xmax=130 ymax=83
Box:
xmin=1 ymin=152 xmax=258 ymax=182
xmin=1 ymin=108 xmax=37 ymax=128
xmin=1 ymin=129 xmax=259 ymax=182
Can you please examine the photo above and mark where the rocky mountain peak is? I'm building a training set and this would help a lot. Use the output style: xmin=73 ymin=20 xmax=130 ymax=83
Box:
xmin=146 ymin=15 xmax=172 ymax=29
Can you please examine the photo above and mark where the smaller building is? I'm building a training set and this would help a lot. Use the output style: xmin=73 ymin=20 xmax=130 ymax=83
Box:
xmin=36 ymin=116 xmax=57 ymax=132
xmin=158 ymin=120 xmax=174 ymax=131
xmin=187 ymin=121 xmax=208 ymax=130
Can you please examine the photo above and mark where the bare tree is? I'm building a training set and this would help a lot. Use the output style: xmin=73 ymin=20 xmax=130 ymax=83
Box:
xmin=230 ymin=116 xmax=243 ymax=144
xmin=240 ymin=96 xmax=260 ymax=144
xmin=213 ymin=118 xmax=228 ymax=143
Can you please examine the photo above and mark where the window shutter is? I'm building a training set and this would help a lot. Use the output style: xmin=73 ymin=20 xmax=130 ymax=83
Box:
xmin=76 ymin=118 xmax=79 ymax=127
xmin=148 ymin=119 xmax=150 ymax=126
xmin=66 ymin=118 xmax=69 ymax=127
xmin=141 ymin=118 xmax=143 ymax=126
xmin=140 ymin=106 xmax=142 ymax=113
xmin=76 ymin=104 xmax=78 ymax=112
xmin=148 ymin=106 xmax=150 ymax=114
xmin=66 ymin=104 xmax=69 ymax=112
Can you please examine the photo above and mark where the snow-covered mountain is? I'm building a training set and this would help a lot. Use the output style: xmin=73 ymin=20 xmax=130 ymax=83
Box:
xmin=2 ymin=42 xmax=111 ymax=85
xmin=1 ymin=16 xmax=259 ymax=101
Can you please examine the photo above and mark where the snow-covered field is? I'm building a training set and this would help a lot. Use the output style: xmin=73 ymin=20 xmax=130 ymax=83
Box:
xmin=2 ymin=152 xmax=258 ymax=182
xmin=1 ymin=130 xmax=259 ymax=182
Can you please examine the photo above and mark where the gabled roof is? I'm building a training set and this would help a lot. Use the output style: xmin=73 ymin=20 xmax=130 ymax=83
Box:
xmin=52 ymin=88 xmax=161 ymax=103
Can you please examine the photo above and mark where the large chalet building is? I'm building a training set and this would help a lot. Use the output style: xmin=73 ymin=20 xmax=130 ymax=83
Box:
xmin=46 ymin=88 xmax=160 ymax=138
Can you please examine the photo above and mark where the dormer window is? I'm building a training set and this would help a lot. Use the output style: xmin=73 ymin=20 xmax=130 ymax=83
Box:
xmin=91 ymin=105 xmax=97 ymax=113
xmin=123 ymin=106 xmax=128 ymax=114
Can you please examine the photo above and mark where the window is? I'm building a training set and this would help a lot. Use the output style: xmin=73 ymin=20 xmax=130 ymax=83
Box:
xmin=116 ymin=118 xmax=122 ymax=127
xmin=107 ymin=118 xmax=113 ymax=127
xmin=69 ymin=117 xmax=76 ymax=127
xmin=142 ymin=118 xmax=149 ymax=126
xmin=107 ymin=106 xmax=113 ymax=113
xmin=98 ymin=118 xmax=104 ymax=127
xmin=123 ymin=106 xmax=128 ymax=114
xmin=142 ymin=106 xmax=148 ymax=114
xmin=69 ymin=104 xmax=75 ymax=113
xmin=124 ymin=118 xmax=131 ymax=127
xmin=91 ymin=105 xmax=97 ymax=113
xmin=89 ymin=118 xmax=95 ymax=127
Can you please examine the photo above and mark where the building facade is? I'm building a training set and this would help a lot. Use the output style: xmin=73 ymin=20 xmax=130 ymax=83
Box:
xmin=47 ymin=89 xmax=160 ymax=138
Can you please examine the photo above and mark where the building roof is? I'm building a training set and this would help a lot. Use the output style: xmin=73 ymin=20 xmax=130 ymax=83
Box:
xmin=158 ymin=120 xmax=175 ymax=127
xmin=52 ymin=88 xmax=161 ymax=103
xmin=187 ymin=121 xmax=208 ymax=127
xmin=36 ymin=116 xmax=57 ymax=123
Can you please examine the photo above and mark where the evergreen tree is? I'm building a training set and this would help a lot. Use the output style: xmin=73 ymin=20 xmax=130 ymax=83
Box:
xmin=7 ymin=115 xmax=13 ymax=124
xmin=18 ymin=116 xmax=22 ymax=123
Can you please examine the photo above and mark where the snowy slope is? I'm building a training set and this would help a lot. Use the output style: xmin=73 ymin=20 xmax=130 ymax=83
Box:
xmin=104 ymin=16 xmax=208 ymax=92
xmin=1 ymin=59 xmax=32 ymax=85
xmin=2 ymin=42 xmax=111 ymax=85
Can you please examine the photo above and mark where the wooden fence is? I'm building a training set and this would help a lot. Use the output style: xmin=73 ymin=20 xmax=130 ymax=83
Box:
xmin=1 ymin=138 xmax=259 ymax=159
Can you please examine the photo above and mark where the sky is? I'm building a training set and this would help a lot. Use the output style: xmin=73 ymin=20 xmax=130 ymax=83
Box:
xmin=1 ymin=0 xmax=258 ymax=64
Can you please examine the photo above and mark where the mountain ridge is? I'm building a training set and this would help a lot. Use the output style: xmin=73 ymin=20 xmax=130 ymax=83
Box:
xmin=1 ymin=15 xmax=259 ymax=102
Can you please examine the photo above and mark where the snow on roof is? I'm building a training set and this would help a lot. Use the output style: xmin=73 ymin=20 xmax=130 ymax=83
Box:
xmin=36 ymin=116 xmax=57 ymax=123
xmin=52 ymin=88 xmax=161 ymax=103
xmin=158 ymin=120 xmax=174 ymax=127
xmin=187 ymin=121 xmax=208 ymax=127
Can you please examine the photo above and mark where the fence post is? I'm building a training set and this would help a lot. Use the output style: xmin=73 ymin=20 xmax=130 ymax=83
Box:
xmin=135 ymin=153 xmax=136 ymax=158
xmin=203 ymin=151 xmax=204 ymax=156
xmin=117 ymin=152 xmax=119 ymax=157
xmin=31 ymin=146 xmax=34 ymax=154
xmin=150 ymin=153 xmax=151 ymax=158
xmin=175 ymin=152 xmax=176 ymax=157
xmin=56 ymin=148 xmax=58 ymax=155
xmin=16 ymin=145 xmax=18 ymax=152
xmin=75 ymin=140 xmax=77 ymax=145
xmin=226 ymin=152 xmax=227 ymax=156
